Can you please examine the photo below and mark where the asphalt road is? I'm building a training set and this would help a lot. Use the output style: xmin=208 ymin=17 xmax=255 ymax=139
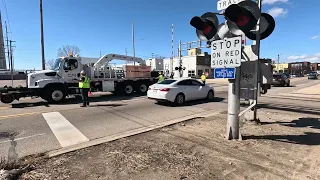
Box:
xmin=0 ymin=77 xmax=319 ymax=159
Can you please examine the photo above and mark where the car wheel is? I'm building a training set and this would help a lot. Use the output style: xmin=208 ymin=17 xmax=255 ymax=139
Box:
xmin=207 ymin=90 xmax=214 ymax=101
xmin=174 ymin=93 xmax=185 ymax=106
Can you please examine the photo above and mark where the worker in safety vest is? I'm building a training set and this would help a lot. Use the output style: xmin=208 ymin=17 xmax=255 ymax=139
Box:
xmin=157 ymin=72 xmax=165 ymax=83
xmin=201 ymin=72 xmax=207 ymax=85
xmin=79 ymin=70 xmax=91 ymax=107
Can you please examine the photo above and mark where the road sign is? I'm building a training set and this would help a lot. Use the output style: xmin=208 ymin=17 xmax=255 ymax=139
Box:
xmin=214 ymin=68 xmax=236 ymax=79
xmin=217 ymin=0 xmax=245 ymax=11
xmin=211 ymin=36 xmax=242 ymax=68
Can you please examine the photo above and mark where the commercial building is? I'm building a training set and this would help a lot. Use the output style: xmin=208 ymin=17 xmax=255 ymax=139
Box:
xmin=162 ymin=48 xmax=211 ymax=78
xmin=145 ymin=58 xmax=164 ymax=71
xmin=311 ymin=63 xmax=320 ymax=72
xmin=288 ymin=62 xmax=311 ymax=76
xmin=272 ymin=63 xmax=288 ymax=73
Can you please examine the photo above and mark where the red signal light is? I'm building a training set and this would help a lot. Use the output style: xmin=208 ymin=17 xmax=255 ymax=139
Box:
xmin=202 ymin=24 xmax=212 ymax=34
xmin=235 ymin=15 xmax=251 ymax=27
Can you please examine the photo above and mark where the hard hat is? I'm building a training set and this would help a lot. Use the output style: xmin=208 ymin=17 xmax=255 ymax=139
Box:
xmin=80 ymin=70 xmax=85 ymax=74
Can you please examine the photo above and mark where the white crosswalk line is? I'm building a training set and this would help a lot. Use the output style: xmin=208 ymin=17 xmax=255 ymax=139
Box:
xmin=42 ymin=112 xmax=89 ymax=147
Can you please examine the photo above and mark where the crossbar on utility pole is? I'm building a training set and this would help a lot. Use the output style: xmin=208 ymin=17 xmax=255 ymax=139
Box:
xmin=40 ymin=0 xmax=45 ymax=70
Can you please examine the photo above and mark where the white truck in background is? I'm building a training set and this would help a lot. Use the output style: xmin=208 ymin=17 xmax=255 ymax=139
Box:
xmin=0 ymin=54 xmax=158 ymax=104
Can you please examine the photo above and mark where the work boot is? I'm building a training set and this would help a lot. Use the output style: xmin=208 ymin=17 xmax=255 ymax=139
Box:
xmin=80 ymin=105 xmax=86 ymax=107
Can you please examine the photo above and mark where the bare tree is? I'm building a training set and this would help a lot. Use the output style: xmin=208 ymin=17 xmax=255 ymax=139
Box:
xmin=57 ymin=45 xmax=80 ymax=57
xmin=45 ymin=59 xmax=55 ymax=70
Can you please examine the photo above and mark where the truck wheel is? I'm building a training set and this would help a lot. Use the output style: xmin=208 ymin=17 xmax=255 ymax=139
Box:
xmin=138 ymin=83 xmax=148 ymax=94
xmin=124 ymin=84 xmax=134 ymax=95
xmin=46 ymin=88 xmax=66 ymax=103
xmin=0 ymin=94 xmax=14 ymax=104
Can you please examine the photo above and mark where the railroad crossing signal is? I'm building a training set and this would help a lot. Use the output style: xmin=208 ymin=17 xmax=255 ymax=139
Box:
xmin=224 ymin=0 xmax=275 ymax=40
xmin=189 ymin=1 xmax=275 ymax=42
xmin=190 ymin=12 xmax=219 ymax=41
xmin=175 ymin=66 xmax=186 ymax=71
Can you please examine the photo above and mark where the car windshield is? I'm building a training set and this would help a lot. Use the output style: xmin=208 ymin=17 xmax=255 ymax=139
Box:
xmin=51 ymin=59 xmax=61 ymax=71
xmin=158 ymin=80 xmax=176 ymax=84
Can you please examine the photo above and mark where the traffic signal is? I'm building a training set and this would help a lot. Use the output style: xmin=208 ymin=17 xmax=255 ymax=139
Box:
xmin=190 ymin=12 xmax=219 ymax=41
xmin=224 ymin=0 xmax=275 ymax=40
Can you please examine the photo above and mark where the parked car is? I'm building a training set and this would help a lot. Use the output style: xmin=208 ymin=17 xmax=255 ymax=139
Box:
xmin=147 ymin=78 xmax=214 ymax=105
xmin=308 ymin=72 xmax=318 ymax=79
xmin=272 ymin=73 xmax=290 ymax=87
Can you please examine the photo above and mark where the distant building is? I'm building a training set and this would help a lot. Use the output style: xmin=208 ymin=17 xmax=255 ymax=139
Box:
xmin=273 ymin=63 xmax=288 ymax=73
xmin=145 ymin=58 xmax=164 ymax=71
xmin=311 ymin=63 xmax=320 ymax=72
xmin=288 ymin=62 xmax=311 ymax=76
xmin=162 ymin=48 xmax=211 ymax=78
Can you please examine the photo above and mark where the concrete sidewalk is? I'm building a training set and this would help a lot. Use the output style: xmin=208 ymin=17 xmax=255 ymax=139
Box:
xmin=276 ymin=83 xmax=320 ymax=99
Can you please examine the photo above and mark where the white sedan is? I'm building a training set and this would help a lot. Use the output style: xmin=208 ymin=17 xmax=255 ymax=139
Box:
xmin=147 ymin=78 xmax=214 ymax=105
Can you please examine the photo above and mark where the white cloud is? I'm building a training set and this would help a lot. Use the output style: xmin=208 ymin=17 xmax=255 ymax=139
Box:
xmin=267 ymin=7 xmax=288 ymax=17
xmin=287 ymin=55 xmax=308 ymax=60
xmin=311 ymin=35 xmax=320 ymax=40
xmin=262 ymin=0 xmax=289 ymax=5
xmin=286 ymin=53 xmax=320 ymax=62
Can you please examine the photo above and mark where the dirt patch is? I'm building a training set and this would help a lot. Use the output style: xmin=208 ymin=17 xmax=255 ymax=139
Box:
xmin=19 ymin=110 xmax=320 ymax=180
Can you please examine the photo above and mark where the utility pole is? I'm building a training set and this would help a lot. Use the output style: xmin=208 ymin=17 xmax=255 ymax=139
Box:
xmin=132 ymin=21 xmax=136 ymax=66
xmin=9 ymin=40 xmax=15 ymax=86
xmin=5 ymin=21 xmax=10 ymax=70
xmin=277 ymin=54 xmax=280 ymax=71
xmin=100 ymin=51 xmax=102 ymax=58
xmin=170 ymin=24 xmax=174 ymax=74
xmin=178 ymin=40 xmax=182 ymax=78
xmin=125 ymin=48 xmax=128 ymax=65
xmin=40 ymin=0 xmax=46 ymax=70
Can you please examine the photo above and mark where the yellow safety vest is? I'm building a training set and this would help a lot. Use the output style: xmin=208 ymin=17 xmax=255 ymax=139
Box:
xmin=79 ymin=76 xmax=91 ymax=88
xmin=158 ymin=75 xmax=164 ymax=82
xmin=201 ymin=75 xmax=206 ymax=81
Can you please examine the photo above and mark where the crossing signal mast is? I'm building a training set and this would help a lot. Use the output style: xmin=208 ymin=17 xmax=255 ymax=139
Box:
xmin=189 ymin=0 xmax=276 ymax=140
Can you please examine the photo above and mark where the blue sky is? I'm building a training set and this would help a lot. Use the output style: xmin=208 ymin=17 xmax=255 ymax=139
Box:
xmin=1 ymin=0 xmax=320 ymax=69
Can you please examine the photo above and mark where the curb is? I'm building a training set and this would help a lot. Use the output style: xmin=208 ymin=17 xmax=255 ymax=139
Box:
xmin=262 ymin=94 xmax=320 ymax=102
xmin=46 ymin=110 xmax=223 ymax=158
